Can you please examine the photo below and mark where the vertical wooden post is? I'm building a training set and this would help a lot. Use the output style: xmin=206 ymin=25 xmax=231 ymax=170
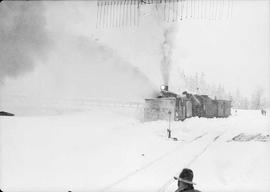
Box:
xmin=168 ymin=110 xmax=172 ymax=138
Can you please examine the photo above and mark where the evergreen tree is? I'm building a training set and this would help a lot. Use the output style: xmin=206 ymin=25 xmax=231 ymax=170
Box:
xmin=251 ymin=88 xmax=263 ymax=109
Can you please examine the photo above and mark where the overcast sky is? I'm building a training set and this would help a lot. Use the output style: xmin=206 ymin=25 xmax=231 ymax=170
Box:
xmin=0 ymin=0 xmax=269 ymax=102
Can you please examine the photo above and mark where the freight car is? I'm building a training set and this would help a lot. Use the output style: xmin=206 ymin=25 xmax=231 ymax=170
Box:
xmin=183 ymin=93 xmax=218 ymax=118
xmin=183 ymin=92 xmax=231 ymax=118
xmin=216 ymin=100 xmax=231 ymax=117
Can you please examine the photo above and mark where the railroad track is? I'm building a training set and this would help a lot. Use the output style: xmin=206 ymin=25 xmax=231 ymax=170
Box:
xmin=99 ymin=132 xmax=210 ymax=192
xmin=158 ymin=130 xmax=228 ymax=192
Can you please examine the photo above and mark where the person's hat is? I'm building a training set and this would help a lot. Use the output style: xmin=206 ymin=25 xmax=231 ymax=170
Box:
xmin=174 ymin=168 xmax=196 ymax=185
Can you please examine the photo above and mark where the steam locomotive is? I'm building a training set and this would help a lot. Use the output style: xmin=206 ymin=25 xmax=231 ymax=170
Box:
xmin=144 ymin=85 xmax=231 ymax=121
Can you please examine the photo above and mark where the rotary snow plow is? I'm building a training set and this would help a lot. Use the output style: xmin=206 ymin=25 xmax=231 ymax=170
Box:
xmin=144 ymin=85 xmax=231 ymax=122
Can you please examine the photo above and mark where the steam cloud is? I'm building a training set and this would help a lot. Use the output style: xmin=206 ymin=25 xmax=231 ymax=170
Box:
xmin=160 ymin=26 xmax=177 ymax=86
xmin=0 ymin=1 xmax=50 ymax=82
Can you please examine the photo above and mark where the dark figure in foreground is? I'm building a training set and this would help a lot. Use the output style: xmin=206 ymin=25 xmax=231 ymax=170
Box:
xmin=261 ymin=109 xmax=267 ymax=116
xmin=0 ymin=111 xmax=14 ymax=116
xmin=174 ymin=168 xmax=201 ymax=192
xmin=167 ymin=128 xmax=171 ymax=138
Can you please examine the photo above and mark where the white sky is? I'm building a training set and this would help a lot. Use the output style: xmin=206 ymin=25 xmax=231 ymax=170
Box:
xmin=1 ymin=0 xmax=270 ymax=100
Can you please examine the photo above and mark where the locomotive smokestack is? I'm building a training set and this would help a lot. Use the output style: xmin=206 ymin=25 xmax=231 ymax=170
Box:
xmin=160 ymin=84 xmax=177 ymax=98
xmin=161 ymin=85 xmax=169 ymax=91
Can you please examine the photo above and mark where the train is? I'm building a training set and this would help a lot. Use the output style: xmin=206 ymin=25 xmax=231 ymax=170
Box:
xmin=144 ymin=85 xmax=231 ymax=122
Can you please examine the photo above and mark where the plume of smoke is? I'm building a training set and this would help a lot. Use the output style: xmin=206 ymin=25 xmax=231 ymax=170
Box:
xmin=0 ymin=1 xmax=51 ymax=82
xmin=152 ymin=2 xmax=179 ymax=86
xmin=160 ymin=25 xmax=178 ymax=86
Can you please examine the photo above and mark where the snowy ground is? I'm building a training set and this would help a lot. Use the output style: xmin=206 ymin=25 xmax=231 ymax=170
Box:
xmin=0 ymin=108 xmax=270 ymax=192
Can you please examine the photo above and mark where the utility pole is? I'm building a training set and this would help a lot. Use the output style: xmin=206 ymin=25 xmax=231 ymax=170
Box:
xmin=167 ymin=110 xmax=172 ymax=138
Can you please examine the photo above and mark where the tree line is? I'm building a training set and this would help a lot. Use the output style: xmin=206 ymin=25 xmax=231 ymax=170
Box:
xmin=176 ymin=71 xmax=269 ymax=110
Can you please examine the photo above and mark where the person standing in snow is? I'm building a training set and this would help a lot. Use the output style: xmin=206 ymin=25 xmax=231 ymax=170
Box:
xmin=261 ymin=109 xmax=266 ymax=116
xmin=174 ymin=168 xmax=201 ymax=192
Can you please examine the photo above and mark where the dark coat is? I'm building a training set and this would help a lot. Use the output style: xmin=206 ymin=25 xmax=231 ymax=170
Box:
xmin=175 ymin=189 xmax=201 ymax=192
xmin=184 ymin=190 xmax=201 ymax=192
xmin=175 ymin=187 xmax=201 ymax=192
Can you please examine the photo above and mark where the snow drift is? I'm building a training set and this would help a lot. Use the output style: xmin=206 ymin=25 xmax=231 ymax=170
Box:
xmin=0 ymin=109 xmax=269 ymax=192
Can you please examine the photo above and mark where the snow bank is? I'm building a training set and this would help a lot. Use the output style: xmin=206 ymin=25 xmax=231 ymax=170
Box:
xmin=192 ymin=110 xmax=270 ymax=192
xmin=0 ymin=108 xmax=269 ymax=192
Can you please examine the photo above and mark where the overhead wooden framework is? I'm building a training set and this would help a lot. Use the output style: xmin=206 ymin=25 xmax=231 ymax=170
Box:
xmin=96 ymin=0 xmax=233 ymax=28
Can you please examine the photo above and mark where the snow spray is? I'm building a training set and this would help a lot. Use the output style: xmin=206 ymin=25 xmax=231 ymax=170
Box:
xmin=0 ymin=1 xmax=51 ymax=83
